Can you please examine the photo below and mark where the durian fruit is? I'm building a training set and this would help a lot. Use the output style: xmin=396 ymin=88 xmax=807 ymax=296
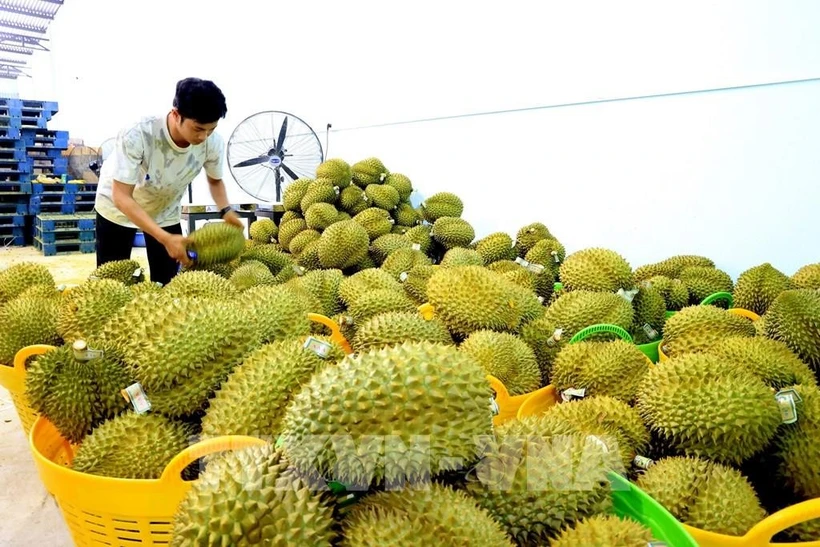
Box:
xmin=317 ymin=220 xmax=371 ymax=269
xmin=0 ymin=262 xmax=54 ymax=303
xmin=353 ymin=207 xmax=395 ymax=240
xmin=772 ymin=383 xmax=820 ymax=501
xmin=420 ymin=192 xmax=463 ymax=221
xmin=305 ymin=202 xmax=339 ymax=231
xmin=792 ymin=263 xmax=820 ymax=290
xmin=634 ymin=456 xmax=767 ymax=536
xmin=229 ymin=259 xmax=276 ymax=290
xmin=243 ymin=285 xmax=314 ymax=344
xmin=558 ymin=248 xmax=634 ymax=293
xmin=316 ymin=157 xmax=352 ymax=188
xmin=630 ymin=283 xmax=667 ymax=343
xmin=369 ymin=233 xmax=413 ymax=264
xmin=352 ymin=157 xmax=389 ymax=187
xmin=278 ymin=218 xmax=307 ymax=248
xmin=514 ymin=222 xmax=553 ymax=256
xmin=465 ymin=428 xmax=614 ymax=545
xmin=679 ymin=266 xmax=734 ymax=304
xmin=660 ymin=304 xmax=755 ymax=358
xmin=0 ymin=295 xmax=61 ymax=365
xmin=403 ymin=224 xmax=433 ymax=254
xmin=425 ymin=265 xmax=530 ymax=336
xmin=430 ymin=217 xmax=475 ymax=249
xmin=296 ymin=240 xmax=323 ymax=271
xmin=633 ymin=255 xmax=715 ymax=281
xmin=439 ymin=247 xmax=483 ymax=267
xmin=384 ymin=173 xmax=413 ymax=201
xmin=24 ymin=343 xmax=132 ymax=443
xmin=300 ymin=178 xmax=339 ymax=212
xmin=351 ymin=311 xmax=453 ymax=353
xmin=459 ymin=330 xmax=541 ymax=395
xmin=542 ymin=290 xmax=635 ymax=340
xmin=401 ymin=264 xmax=437 ymax=304
xmin=392 ymin=201 xmax=421 ymax=227
xmin=239 ymin=244 xmax=291 ymax=276
xmin=706 ymin=336 xmax=816 ymax=389
xmin=339 ymin=185 xmax=369 ymax=215
xmin=186 ymin=222 xmax=246 ymax=266
xmin=248 ymin=217 xmax=278 ymax=244
xmin=71 ymin=412 xmax=193 ymax=479
xmin=475 ymin=232 xmax=516 ymax=264
xmin=163 ymin=270 xmax=239 ymax=300
xmin=17 ymin=283 xmax=62 ymax=300
xmin=56 ymin=278 xmax=133 ymax=343
xmin=282 ymin=178 xmax=312 ymax=211
xmin=285 ymin=268 xmax=344 ymax=318
xmin=524 ymin=238 xmax=566 ymax=276
xmin=280 ymin=210 xmax=304 ymax=225
xmin=636 ymin=353 xmax=782 ymax=464
xmin=340 ymin=483 xmax=514 ymax=547
xmin=171 ymin=443 xmax=337 ymax=546
xmin=365 ymin=183 xmax=401 ymax=210
xmin=733 ymin=263 xmax=793 ymax=315
xmin=550 ymin=339 xmax=650 ymax=403
xmin=288 ymin=229 xmax=321 ymax=255
xmin=89 ymin=259 xmax=145 ymax=285
xmin=763 ymin=289 xmax=820 ymax=369
xmin=200 ymin=335 xmax=345 ymax=440
xmin=278 ymin=341 xmax=494 ymax=489
xmin=550 ymin=514 xmax=654 ymax=547
xmin=380 ymin=248 xmax=431 ymax=279
xmin=338 ymin=268 xmax=402 ymax=305
xmin=346 ymin=288 xmax=418 ymax=325
xmin=647 ymin=275 xmax=689 ymax=311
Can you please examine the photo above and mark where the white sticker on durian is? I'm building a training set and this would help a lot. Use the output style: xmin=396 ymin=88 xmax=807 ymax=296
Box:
xmin=633 ymin=455 xmax=655 ymax=469
xmin=293 ymin=264 xmax=305 ymax=276
xmin=647 ymin=543 xmax=669 ymax=547
xmin=411 ymin=243 xmax=421 ymax=251
xmin=551 ymin=251 xmax=560 ymax=263
xmin=88 ymin=275 xmax=99 ymax=281
xmin=776 ymin=389 xmax=802 ymax=425
xmin=642 ymin=323 xmax=659 ymax=340
xmin=489 ymin=397 xmax=500 ymax=416
xmin=561 ymin=387 xmax=586 ymax=402
xmin=122 ymin=383 xmax=151 ymax=414
xmin=71 ymin=340 xmax=103 ymax=361
xmin=132 ymin=267 xmax=142 ymax=278
xmin=399 ymin=271 xmax=409 ymax=282
xmin=514 ymin=257 xmax=530 ymax=267
xmin=526 ymin=263 xmax=545 ymax=274
xmin=585 ymin=435 xmax=609 ymax=453
xmin=546 ymin=328 xmax=563 ymax=347
xmin=304 ymin=336 xmax=333 ymax=359
xmin=617 ymin=288 xmax=639 ymax=302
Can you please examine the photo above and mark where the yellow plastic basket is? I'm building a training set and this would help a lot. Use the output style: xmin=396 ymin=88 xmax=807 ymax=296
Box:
xmin=487 ymin=375 xmax=558 ymax=426
xmin=0 ymin=344 xmax=55 ymax=436
xmin=29 ymin=416 xmax=266 ymax=546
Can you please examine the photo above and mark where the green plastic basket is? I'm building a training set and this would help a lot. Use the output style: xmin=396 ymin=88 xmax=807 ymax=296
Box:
xmin=700 ymin=291 xmax=733 ymax=308
xmin=569 ymin=323 xmax=633 ymax=345
xmin=637 ymin=340 xmax=661 ymax=363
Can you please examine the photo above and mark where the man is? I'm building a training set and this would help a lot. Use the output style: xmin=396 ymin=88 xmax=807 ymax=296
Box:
xmin=94 ymin=77 xmax=243 ymax=285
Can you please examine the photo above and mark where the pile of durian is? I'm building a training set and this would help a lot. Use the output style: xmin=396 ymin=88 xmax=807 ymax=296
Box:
xmin=1 ymin=156 xmax=819 ymax=546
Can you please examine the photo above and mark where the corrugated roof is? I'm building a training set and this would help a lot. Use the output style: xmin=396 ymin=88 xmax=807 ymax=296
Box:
xmin=0 ymin=0 xmax=63 ymax=79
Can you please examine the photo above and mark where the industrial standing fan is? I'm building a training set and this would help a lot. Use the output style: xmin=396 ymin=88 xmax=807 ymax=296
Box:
xmin=226 ymin=111 xmax=324 ymax=203
xmin=66 ymin=137 xmax=116 ymax=182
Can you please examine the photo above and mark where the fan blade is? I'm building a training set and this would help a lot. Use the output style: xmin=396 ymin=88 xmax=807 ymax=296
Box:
xmin=280 ymin=162 xmax=299 ymax=181
xmin=274 ymin=117 xmax=288 ymax=156
xmin=233 ymin=155 xmax=270 ymax=168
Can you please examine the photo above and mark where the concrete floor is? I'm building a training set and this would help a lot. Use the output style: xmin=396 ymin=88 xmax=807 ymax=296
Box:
xmin=0 ymin=245 xmax=149 ymax=546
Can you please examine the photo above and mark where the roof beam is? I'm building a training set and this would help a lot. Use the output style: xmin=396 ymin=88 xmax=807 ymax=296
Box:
xmin=0 ymin=1 xmax=59 ymax=21
xmin=0 ymin=44 xmax=31 ymax=55
xmin=0 ymin=31 xmax=48 ymax=52
xmin=0 ymin=56 xmax=26 ymax=65
xmin=0 ymin=14 xmax=49 ymax=34
xmin=0 ymin=62 xmax=29 ymax=79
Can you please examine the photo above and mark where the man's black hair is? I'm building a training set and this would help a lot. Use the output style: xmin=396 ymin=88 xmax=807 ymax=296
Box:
xmin=173 ymin=77 xmax=227 ymax=124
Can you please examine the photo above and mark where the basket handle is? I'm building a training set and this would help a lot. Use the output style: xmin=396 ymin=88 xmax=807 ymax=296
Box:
xmin=741 ymin=497 xmax=820 ymax=544
xmin=700 ymin=291 xmax=733 ymax=308
xmin=306 ymin=313 xmax=353 ymax=354
xmin=569 ymin=324 xmax=633 ymax=345
xmin=727 ymin=308 xmax=761 ymax=322
xmin=14 ymin=344 xmax=56 ymax=372
xmin=159 ymin=435 xmax=267 ymax=483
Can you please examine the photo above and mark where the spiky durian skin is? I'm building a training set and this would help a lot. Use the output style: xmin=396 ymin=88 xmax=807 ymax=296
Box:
xmin=353 ymin=207 xmax=394 ymax=240
xmin=71 ymin=412 xmax=193 ymax=479
xmin=186 ymin=222 xmax=246 ymax=266
xmin=364 ymin=183 xmax=401 ymax=210
xmin=278 ymin=218 xmax=307 ymax=248
xmin=550 ymin=514 xmax=654 ymax=547
xmin=316 ymin=157 xmax=352 ymax=188
xmin=636 ymin=353 xmax=782 ymax=464
xmin=679 ymin=266 xmax=734 ymax=304
xmin=249 ymin=217 xmax=278 ymax=244
xmin=772 ymin=383 xmax=820 ymax=500
xmin=285 ymin=269 xmax=344 ymax=318
xmin=279 ymin=341 xmax=494 ymax=489
xmin=514 ymin=222 xmax=553 ymax=256
xmin=163 ymin=270 xmax=239 ymax=300
xmin=558 ymin=247 xmax=634 ymax=293
xmin=56 ymin=278 xmax=133 ymax=343
xmin=733 ymin=262 xmax=793 ymax=315
xmin=339 ymin=184 xmax=368 ymax=214
xmin=465 ymin=430 xmax=614 ymax=545
xmin=633 ymin=255 xmax=715 ymax=281
xmin=305 ymin=202 xmax=339 ymax=231
xmin=459 ymin=330 xmax=541 ymax=395
xmin=383 ymin=172 xmax=413 ymax=201
xmin=430 ymin=216 xmax=475 ymax=249
xmin=403 ymin=224 xmax=433 ymax=254
xmin=296 ymin=240 xmax=323 ymax=271
xmin=381 ymin=248 xmax=431 ymax=279
xmin=288 ymin=229 xmax=321 ymax=256
xmin=792 ymin=263 xmax=820 ymax=290
xmin=282 ymin=178 xmax=312 ymax=211
xmin=420 ymin=191 xmax=463 ymax=221
xmin=660 ymin=304 xmax=755 ymax=358
xmin=631 ymin=284 xmax=667 ymax=343
xmin=543 ymin=290 xmax=635 ymax=338
xmin=706 ymin=336 xmax=816 ymax=389
xmin=280 ymin=210 xmax=303 ymax=225
xmin=300 ymin=178 xmax=338 ymax=212
xmin=0 ymin=295 xmax=61 ymax=365
xmin=171 ymin=443 xmax=337 ymax=547
xmin=475 ymin=232 xmax=516 ymax=264
xmin=763 ymin=289 xmax=820 ymax=369
xmin=17 ymin=283 xmax=61 ymax=300
xmin=401 ymin=264 xmax=437 ymax=304
xmin=0 ymin=262 xmax=54 ymax=303
xmin=351 ymin=311 xmax=453 ymax=353
xmin=369 ymin=233 xmax=412 ymax=264
xmin=425 ymin=265 xmax=527 ymax=336
xmin=646 ymin=275 xmax=689 ymax=310
xmin=352 ymin=157 xmax=389 ymax=187
xmin=239 ymin=244 xmax=292 ymax=276
xmin=439 ymin=247 xmax=484 ymax=267
xmin=200 ymin=336 xmax=345 ymax=440
xmin=634 ymin=456 xmax=766 ymax=536
xmin=338 ymin=268 xmax=402 ymax=305
xmin=345 ymin=288 xmax=418 ymax=324
xmin=550 ymin=339 xmax=649 ymax=403
xmin=89 ymin=259 xmax=145 ymax=285
xmin=524 ymin=237 xmax=566 ymax=275
xmin=340 ymin=483 xmax=514 ymax=547
xmin=229 ymin=259 xmax=276 ymax=290
xmin=316 ymin=220 xmax=371 ymax=269
xmin=392 ymin=201 xmax=421 ymax=227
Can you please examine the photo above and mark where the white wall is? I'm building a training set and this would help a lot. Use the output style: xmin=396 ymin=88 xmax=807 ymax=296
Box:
xmin=10 ymin=0 xmax=820 ymax=278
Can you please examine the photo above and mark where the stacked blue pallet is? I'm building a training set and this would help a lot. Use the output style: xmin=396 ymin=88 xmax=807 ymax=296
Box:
xmin=33 ymin=212 xmax=96 ymax=256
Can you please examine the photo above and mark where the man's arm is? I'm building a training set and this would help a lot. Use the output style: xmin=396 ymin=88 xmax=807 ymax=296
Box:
xmin=206 ymin=175 xmax=243 ymax=228
xmin=112 ymin=181 xmax=192 ymax=266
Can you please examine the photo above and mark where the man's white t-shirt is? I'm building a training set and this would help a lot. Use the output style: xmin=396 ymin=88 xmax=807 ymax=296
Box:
xmin=95 ymin=115 xmax=224 ymax=228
